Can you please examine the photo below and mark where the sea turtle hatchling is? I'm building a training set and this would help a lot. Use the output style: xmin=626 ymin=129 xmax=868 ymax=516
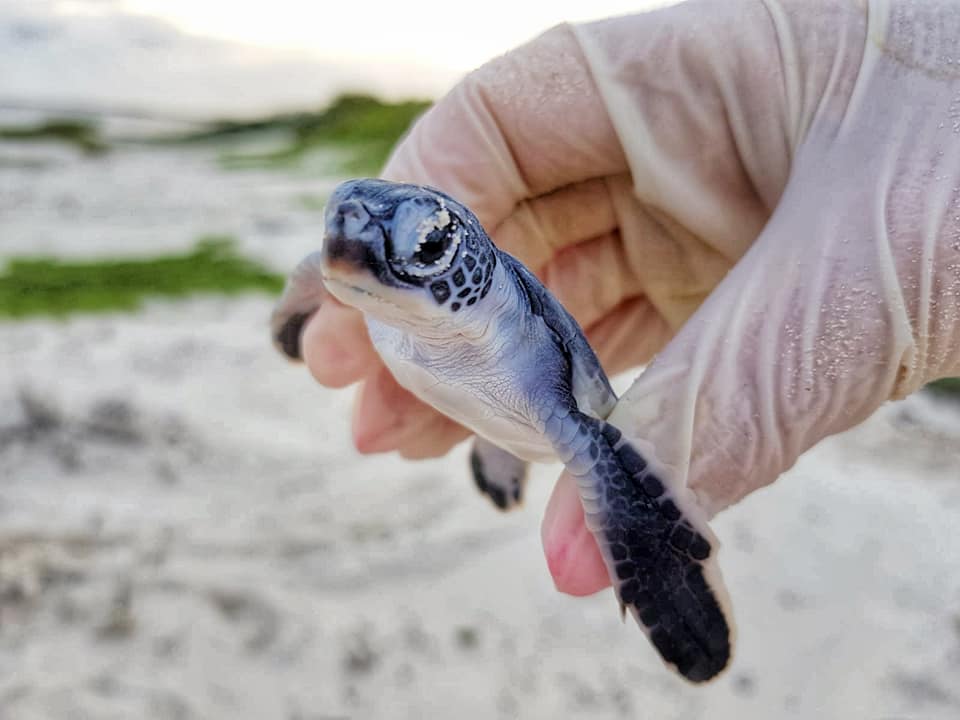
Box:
xmin=271 ymin=178 xmax=735 ymax=682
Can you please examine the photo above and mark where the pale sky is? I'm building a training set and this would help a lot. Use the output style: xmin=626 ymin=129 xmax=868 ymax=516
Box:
xmin=4 ymin=0 xmax=674 ymax=116
xmin=117 ymin=0 xmax=668 ymax=72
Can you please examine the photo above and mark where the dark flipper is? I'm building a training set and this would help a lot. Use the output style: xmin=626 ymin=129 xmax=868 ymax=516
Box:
xmin=270 ymin=252 xmax=327 ymax=361
xmin=275 ymin=312 xmax=312 ymax=360
xmin=547 ymin=409 xmax=734 ymax=683
xmin=469 ymin=438 xmax=529 ymax=511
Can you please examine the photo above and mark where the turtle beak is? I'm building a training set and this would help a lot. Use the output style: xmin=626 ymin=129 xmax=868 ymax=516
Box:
xmin=321 ymin=198 xmax=380 ymax=279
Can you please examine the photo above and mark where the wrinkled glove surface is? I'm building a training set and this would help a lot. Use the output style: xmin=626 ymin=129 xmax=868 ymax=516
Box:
xmin=297 ymin=0 xmax=960 ymax=595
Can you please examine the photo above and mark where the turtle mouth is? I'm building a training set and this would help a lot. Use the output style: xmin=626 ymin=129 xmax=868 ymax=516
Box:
xmin=321 ymin=273 xmax=401 ymax=310
xmin=321 ymin=274 xmax=379 ymax=299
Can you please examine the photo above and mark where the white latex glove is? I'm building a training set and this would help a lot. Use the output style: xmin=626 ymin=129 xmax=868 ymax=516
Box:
xmin=297 ymin=0 xmax=960 ymax=596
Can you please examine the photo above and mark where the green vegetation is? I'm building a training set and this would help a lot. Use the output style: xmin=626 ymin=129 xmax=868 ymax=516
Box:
xmin=0 ymin=238 xmax=284 ymax=319
xmin=169 ymin=94 xmax=431 ymax=174
xmin=0 ymin=119 xmax=108 ymax=155
xmin=926 ymin=377 xmax=960 ymax=398
xmin=0 ymin=95 xmax=429 ymax=171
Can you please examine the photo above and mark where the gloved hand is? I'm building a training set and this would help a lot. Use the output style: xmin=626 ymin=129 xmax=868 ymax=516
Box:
xmin=298 ymin=0 xmax=960 ymax=597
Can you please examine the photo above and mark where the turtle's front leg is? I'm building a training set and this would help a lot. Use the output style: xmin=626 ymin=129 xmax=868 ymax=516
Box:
xmin=469 ymin=437 xmax=528 ymax=511
xmin=271 ymin=252 xmax=327 ymax=361
xmin=543 ymin=406 xmax=735 ymax=683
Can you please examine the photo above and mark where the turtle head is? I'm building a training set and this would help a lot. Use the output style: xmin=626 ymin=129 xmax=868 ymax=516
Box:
xmin=319 ymin=178 xmax=498 ymax=326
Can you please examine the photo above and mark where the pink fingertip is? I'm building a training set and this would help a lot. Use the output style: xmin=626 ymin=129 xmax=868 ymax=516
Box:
xmin=541 ymin=473 xmax=612 ymax=597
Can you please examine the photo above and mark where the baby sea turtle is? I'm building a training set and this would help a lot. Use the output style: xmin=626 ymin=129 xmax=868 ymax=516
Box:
xmin=271 ymin=179 xmax=735 ymax=682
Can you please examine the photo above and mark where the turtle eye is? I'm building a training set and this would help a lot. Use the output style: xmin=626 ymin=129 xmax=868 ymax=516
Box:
xmin=388 ymin=210 xmax=463 ymax=280
xmin=414 ymin=223 xmax=455 ymax=266
xmin=386 ymin=198 xmax=466 ymax=281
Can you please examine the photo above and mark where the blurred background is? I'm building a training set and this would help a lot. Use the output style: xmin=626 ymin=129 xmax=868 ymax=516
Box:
xmin=1 ymin=1 xmax=959 ymax=718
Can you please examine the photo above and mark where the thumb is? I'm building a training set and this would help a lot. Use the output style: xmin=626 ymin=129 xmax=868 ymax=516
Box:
xmin=543 ymin=166 xmax=917 ymax=594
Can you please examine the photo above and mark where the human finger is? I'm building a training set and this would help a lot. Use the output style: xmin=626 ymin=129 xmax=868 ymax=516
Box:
xmin=541 ymin=472 xmax=610 ymax=596
xmin=584 ymin=296 xmax=671 ymax=375
xmin=397 ymin=414 xmax=471 ymax=460
xmin=491 ymin=176 xmax=619 ymax=269
xmin=383 ymin=24 xmax=627 ymax=232
xmin=300 ymin=301 xmax=379 ymax=389
xmin=350 ymin=364 xmax=466 ymax=456
xmin=537 ymin=231 xmax=637 ymax=330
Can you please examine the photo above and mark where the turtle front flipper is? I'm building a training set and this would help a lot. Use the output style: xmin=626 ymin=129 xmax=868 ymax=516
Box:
xmin=271 ymin=251 xmax=327 ymax=361
xmin=545 ymin=409 xmax=735 ymax=683
xmin=469 ymin=438 xmax=529 ymax=511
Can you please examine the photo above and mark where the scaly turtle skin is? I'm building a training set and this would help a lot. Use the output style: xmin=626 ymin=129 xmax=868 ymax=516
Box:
xmin=272 ymin=178 xmax=735 ymax=682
